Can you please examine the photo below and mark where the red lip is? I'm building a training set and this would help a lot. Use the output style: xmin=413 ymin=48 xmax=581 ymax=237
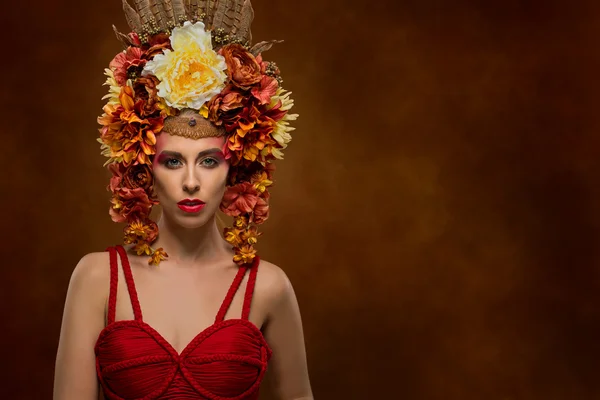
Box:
xmin=177 ymin=199 xmax=206 ymax=213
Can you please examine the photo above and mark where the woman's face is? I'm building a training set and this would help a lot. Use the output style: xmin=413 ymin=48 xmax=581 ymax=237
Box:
xmin=152 ymin=133 xmax=229 ymax=229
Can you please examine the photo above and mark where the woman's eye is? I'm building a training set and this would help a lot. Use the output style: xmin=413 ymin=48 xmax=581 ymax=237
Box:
xmin=201 ymin=158 xmax=219 ymax=167
xmin=165 ymin=158 xmax=182 ymax=168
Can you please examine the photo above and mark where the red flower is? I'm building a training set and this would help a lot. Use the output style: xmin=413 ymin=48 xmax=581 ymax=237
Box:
xmin=109 ymin=187 xmax=155 ymax=223
xmin=109 ymin=47 xmax=145 ymax=86
xmin=207 ymin=85 xmax=245 ymax=123
xmin=143 ymin=39 xmax=172 ymax=60
xmin=147 ymin=32 xmax=171 ymax=48
xmin=128 ymin=32 xmax=141 ymax=47
xmin=123 ymin=164 xmax=154 ymax=192
xmin=256 ymin=54 xmax=269 ymax=74
xmin=220 ymin=182 xmax=259 ymax=216
xmin=107 ymin=163 xmax=126 ymax=193
xmin=253 ymin=197 xmax=270 ymax=224
xmin=251 ymin=76 xmax=278 ymax=105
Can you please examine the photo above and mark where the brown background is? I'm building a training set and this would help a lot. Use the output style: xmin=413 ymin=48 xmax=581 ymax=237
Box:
xmin=3 ymin=0 xmax=600 ymax=399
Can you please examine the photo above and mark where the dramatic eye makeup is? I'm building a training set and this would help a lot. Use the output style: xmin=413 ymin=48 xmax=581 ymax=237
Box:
xmin=156 ymin=148 xmax=225 ymax=169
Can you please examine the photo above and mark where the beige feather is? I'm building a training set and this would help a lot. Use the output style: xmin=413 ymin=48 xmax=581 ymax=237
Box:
xmin=171 ymin=0 xmax=185 ymax=22
xmin=197 ymin=0 xmax=207 ymax=14
xmin=210 ymin=0 xmax=236 ymax=32
xmin=183 ymin=0 xmax=191 ymax=18
xmin=203 ymin=0 xmax=217 ymax=27
xmin=148 ymin=0 xmax=168 ymax=29
xmin=189 ymin=0 xmax=199 ymax=19
xmin=161 ymin=0 xmax=176 ymax=26
xmin=134 ymin=0 xmax=155 ymax=25
xmin=250 ymin=40 xmax=283 ymax=56
xmin=195 ymin=0 xmax=207 ymax=24
xmin=122 ymin=0 xmax=143 ymax=32
xmin=113 ymin=25 xmax=135 ymax=47
xmin=235 ymin=0 xmax=253 ymax=42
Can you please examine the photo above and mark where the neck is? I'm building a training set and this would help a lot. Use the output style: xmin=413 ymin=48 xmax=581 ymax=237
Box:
xmin=153 ymin=212 xmax=232 ymax=266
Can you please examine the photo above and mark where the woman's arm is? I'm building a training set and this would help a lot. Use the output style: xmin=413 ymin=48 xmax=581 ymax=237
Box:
xmin=261 ymin=265 xmax=314 ymax=400
xmin=53 ymin=252 xmax=108 ymax=400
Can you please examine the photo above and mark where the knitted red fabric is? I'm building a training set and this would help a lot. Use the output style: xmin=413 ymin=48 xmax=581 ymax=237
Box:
xmin=95 ymin=246 xmax=272 ymax=400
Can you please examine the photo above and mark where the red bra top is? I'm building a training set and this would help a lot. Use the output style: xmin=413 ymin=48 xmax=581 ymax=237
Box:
xmin=95 ymin=246 xmax=272 ymax=400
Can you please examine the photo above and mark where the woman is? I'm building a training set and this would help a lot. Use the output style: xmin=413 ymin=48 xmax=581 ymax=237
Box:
xmin=53 ymin=0 xmax=313 ymax=399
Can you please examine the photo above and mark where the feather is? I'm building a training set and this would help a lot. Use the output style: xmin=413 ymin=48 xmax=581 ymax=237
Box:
xmin=197 ymin=0 xmax=207 ymax=14
xmin=134 ymin=0 xmax=154 ymax=25
xmin=171 ymin=0 xmax=186 ymax=23
xmin=203 ymin=0 xmax=217 ymax=27
xmin=161 ymin=0 xmax=176 ymax=26
xmin=211 ymin=0 xmax=237 ymax=32
xmin=113 ymin=25 xmax=135 ymax=48
xmin=183 ymin=0 xmax=191 ymax=18
xmin=250 ymin=40 xmax=283 ymax=56
xmin=195 ymin=0 xmax=207 ymax=24
xmin=149 ymin=0 xmax=168 ymax=29
xmin=122 ymin=0 xmax=143 ymax=32
xmin=189 ymin=0 xmax=199 ymax=19
xmin=235 ymin=0 xmax=253 ymax=42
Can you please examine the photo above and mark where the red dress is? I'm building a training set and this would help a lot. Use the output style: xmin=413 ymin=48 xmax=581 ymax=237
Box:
xmin=95 ymin=245 xmax=272 ymax=399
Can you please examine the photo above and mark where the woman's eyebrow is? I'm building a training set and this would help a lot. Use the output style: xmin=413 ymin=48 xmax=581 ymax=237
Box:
xmin=158 ymin=148 xmax=222 ymax=160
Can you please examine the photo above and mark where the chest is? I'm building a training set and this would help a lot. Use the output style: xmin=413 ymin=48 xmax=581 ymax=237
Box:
xmin=108 ymin=262 xmax=266 ymax=354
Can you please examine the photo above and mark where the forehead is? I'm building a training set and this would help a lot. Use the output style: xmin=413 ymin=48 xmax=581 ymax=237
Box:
xmin=155 ymin=133 xmax=225 ymax=154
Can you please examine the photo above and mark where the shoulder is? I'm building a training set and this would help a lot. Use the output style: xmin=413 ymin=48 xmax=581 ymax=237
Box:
xmin=255 ymin=258 xmax=295 ymax=309
xmin=68 ymin=251 xmax=111 ymax=300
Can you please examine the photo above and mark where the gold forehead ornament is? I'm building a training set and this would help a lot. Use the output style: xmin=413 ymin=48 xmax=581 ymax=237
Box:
xmin=161 ymin=109 xmax=226 ymax=139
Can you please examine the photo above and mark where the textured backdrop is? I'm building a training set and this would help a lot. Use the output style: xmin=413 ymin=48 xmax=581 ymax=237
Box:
xmin=3 ymin=0 xmax=600 ymax=399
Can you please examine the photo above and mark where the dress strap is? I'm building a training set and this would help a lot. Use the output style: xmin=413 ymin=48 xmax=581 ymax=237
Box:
xmin=106 ymin=246 xmax=118 ymax=325
xmin=242 ymin=256 xmax=260 ymax=320
xmin=115 ymin=245 xmax=143 ymax=321
xmin=214 ymin=264 xmax=248 ymax=323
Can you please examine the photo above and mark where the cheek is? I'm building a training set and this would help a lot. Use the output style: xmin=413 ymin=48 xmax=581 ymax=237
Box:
xmin=152 ymin=169 xmax=176 ymax=199
xmin=207 ymin=167 xmax=229 ymax=195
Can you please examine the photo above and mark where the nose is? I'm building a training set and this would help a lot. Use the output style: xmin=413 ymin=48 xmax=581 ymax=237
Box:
xmin=183 ymin=182 xmax=200 ymax=194
xmin=182 ymin=168 xmax=200 ymax=194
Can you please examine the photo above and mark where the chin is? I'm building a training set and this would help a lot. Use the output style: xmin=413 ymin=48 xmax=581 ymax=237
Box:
xmin=171 ymin=209 xmax=217 ymax=230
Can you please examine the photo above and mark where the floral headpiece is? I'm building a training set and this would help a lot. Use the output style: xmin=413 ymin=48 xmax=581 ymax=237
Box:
xmin=98 ymin=0 xmax=297 ymax=266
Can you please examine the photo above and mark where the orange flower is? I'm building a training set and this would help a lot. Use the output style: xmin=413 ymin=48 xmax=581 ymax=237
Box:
xmin=240 ymin=225 xmax=260 ymax=245
xmin=233 ymin=215 xmax=249 ymax=229
xmin=149 ymin=248 xmax=168 ymax=265
xmin=251 ymin=170 xmax=273 ymax=193
xmin=221 ymin=44 xmax=262 ymax=89
xmin=124 ymin=219 xmax=159 ymax=242
xmin=220 ymin=182 xmax=259 ymax=216
xmin=134 ymin=241 xmax=152 ymax=256
xmin=124 ymin=220 xmax=147 ymax=238
xmin=98 ymin=86 xmax=162 ymax=166
xmin=233 ymin=244 xmax=257 ymax=265
xmin=133 ymin=75 xmax=166 ymax=116
xmin=224 ymin=227 xmax=243 ymax=246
